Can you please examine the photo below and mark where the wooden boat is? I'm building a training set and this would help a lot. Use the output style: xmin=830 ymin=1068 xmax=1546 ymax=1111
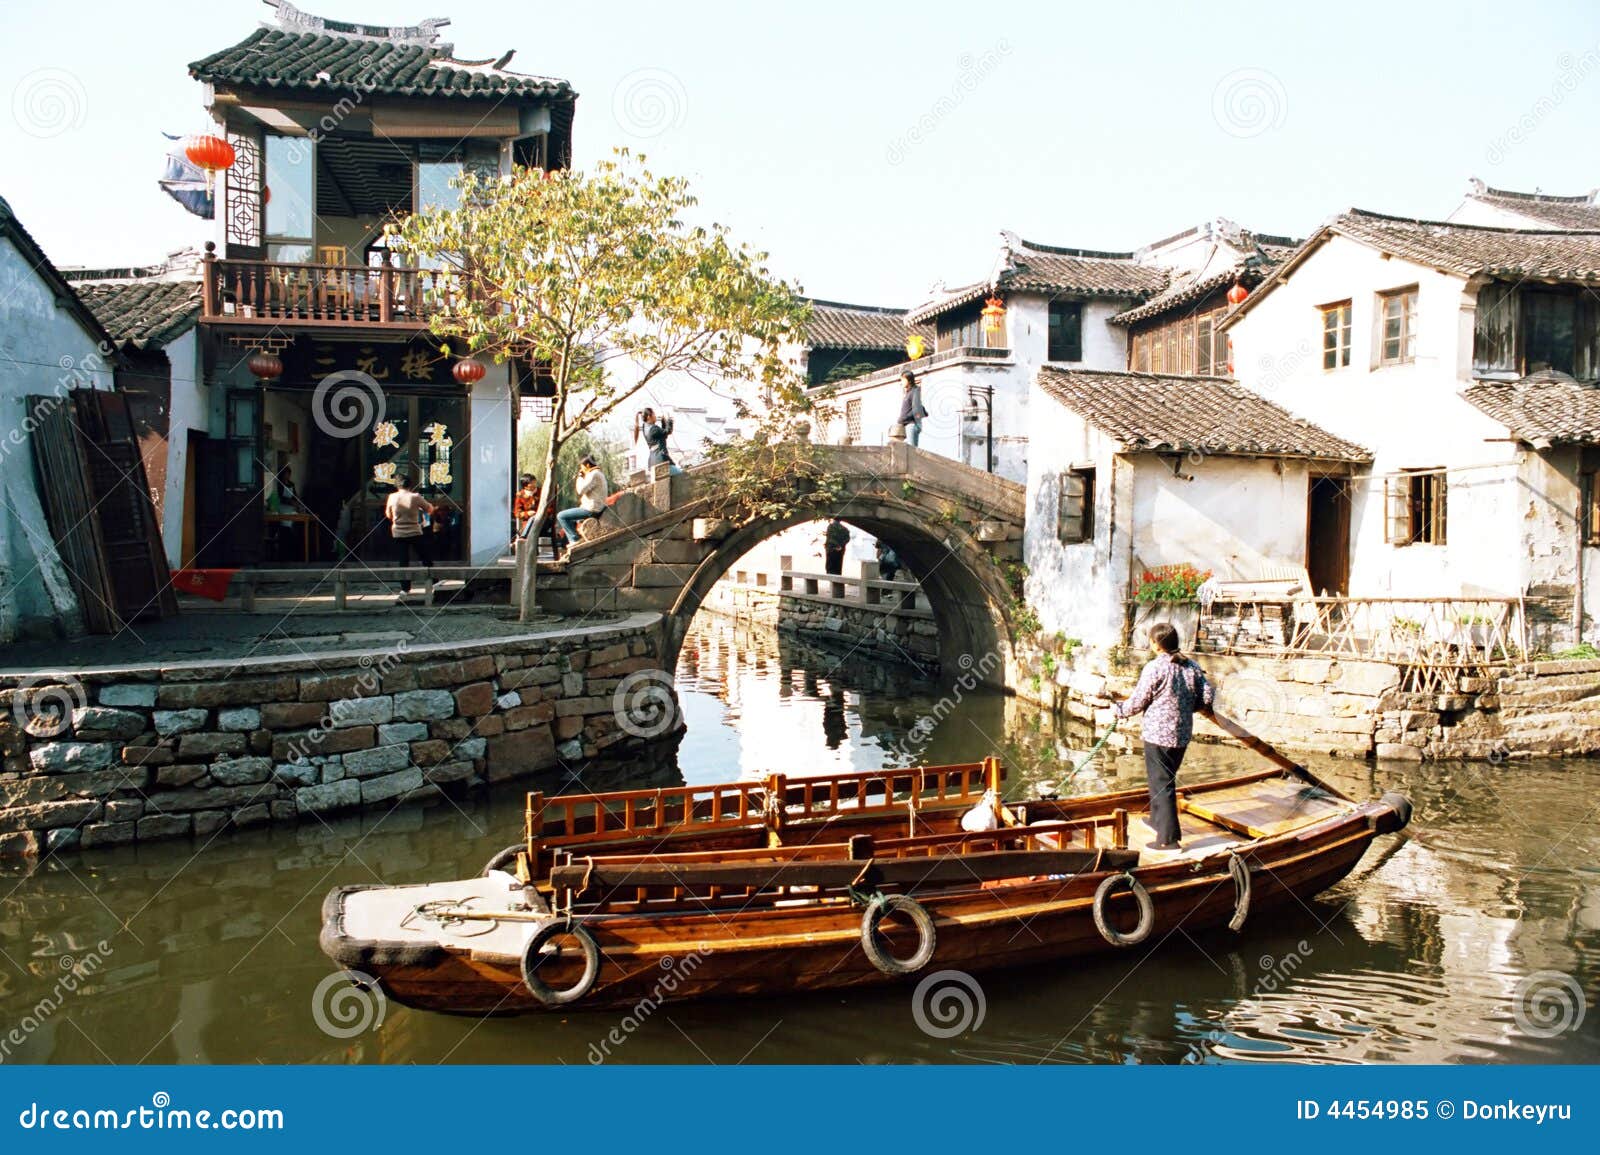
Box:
xmin=319 ymin=741 xmax=1411 ymax=1015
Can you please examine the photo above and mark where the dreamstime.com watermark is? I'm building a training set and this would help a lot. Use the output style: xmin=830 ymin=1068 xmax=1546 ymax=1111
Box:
xmin=1511 ymin=970 xmax=1586 ymax=1039
xmin=280 ymin=642 xmax=410 ymax=767
xmin=1186 ymin=940 xmax=1315 ymax=1061
xmin=0 ymin=941 xmax=114 ymax=1064
xmin=1486 ymin=45 xmax=1600 ymax=166
xmin=0 ymin=341 xmax=116 ymax=469
xmin=312 ymin=369 xmax=388 ymax=441
xmin=886 ymin=648 xmax=1004 ymax=763
xmin=587 ymin=951 xmax=704 ymax=1063
xmin=910 ymin=969 xmax=987 ymax=1039
xmin=11 ymin=67 xmax=87 ymax=139
xmin=612 ymin=68 xmax=689 ymax=138
xmin=310 ymin=969 xmax=387 ymax=1040
xmin=1211 ymin=67 xmax=1287 ymax=139
xmin=15 ymin=1093 xmax=283 ymax=1132
xmin=886 ymin=42 xmax=1012 ymax=165
xmin=9 ymin=674 xmax=88 ymax=739
xmin=613 ymin=669 xmax=681 ymax=740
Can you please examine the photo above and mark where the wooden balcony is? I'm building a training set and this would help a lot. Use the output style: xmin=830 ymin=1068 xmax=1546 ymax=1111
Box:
xmin=199 ymin=243 xmax=456 ymax=331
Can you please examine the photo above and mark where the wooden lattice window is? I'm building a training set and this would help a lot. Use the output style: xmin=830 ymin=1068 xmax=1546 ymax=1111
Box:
xmin=844 ymin=398 xmax=862 ymax=445
xmin=1377 ymin=286 xmax=1418 ymax=366
xmin=1057 ymin=467 xmax=1094 ymax=544
xmin=1321 ymin=300 xmax=1352 ymax=369
xmin=225 ymin=130 xmax=263 ymax=250
xmin=1385 ymin=468 xmax=1446 ymax=545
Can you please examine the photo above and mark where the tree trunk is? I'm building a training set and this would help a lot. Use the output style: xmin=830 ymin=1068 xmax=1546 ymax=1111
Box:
xmin=517 ymin=430 xmax=564 ymax=621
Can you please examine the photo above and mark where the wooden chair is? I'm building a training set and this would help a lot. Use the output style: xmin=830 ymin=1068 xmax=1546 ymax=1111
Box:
xmin=315 ymin=246 xmax=356 ymax=317
xmin=1259 ymin=563 xmax=1333 ymax=647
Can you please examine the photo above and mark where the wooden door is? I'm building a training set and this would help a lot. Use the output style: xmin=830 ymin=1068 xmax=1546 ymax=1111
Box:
xmin=1306 ymin=475 xmax=1351 ymax=596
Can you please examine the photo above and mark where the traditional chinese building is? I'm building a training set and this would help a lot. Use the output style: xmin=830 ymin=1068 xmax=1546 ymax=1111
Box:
xmin=177 ymin=2 xmax=576 ymax=567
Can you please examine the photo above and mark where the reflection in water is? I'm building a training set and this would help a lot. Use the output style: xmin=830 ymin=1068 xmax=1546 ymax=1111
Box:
xmin=0 ymin=613 xmax=1595 ymax=1064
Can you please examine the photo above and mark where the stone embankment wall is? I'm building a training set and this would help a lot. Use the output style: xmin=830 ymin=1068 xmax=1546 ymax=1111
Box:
xmin=700 ymin=582 xmax=939 ymax=672
xmin=0 ymin=613 xmax=679 ymax=859
xmin=1024 ymin=646 xmax=1600 ymax=763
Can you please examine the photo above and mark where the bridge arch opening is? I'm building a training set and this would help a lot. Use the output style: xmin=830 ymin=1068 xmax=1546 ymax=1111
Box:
xmin=663 ymin=508 xmax=1017 ymax=691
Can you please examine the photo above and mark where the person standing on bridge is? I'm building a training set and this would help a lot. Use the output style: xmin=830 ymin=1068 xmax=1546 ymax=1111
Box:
xmin=898 ymin=371 xmax=928 ymax=448
xmin=556 ymin=455 xmax=609 ymax=555
xmin=1114 ymin=622 xmax=1215 ymax=850
xmin=823 ymin=518 xmax=850 ymax=576
xmin=636 ymin=407 xmax=681 ymax=475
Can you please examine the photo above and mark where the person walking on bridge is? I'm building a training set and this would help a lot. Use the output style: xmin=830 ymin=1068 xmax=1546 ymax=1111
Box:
xmin=1114 ymin=623 xmax=1215 ymax=850
xmin=898 ymin=371 xmax=928 ymax=447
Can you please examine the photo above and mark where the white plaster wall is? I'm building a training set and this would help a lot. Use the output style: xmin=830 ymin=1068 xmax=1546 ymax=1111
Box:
xmin=1130 ymin=455 xmax=1311 ymax=580
xmin=1446 ymin=198 xmax=1548 ymax=230
xmin=469 ymin=364 xmax=515 ymax=565
xmin=1228 ymin=235 xmax=1528 ymax=599
xmin=159 ymin=328 xmax=208 ymax=569
xmin=1022 ymin=397 xmax=1125 ymax=644
xmin=0 ymin=239 xmax=114 ymax=637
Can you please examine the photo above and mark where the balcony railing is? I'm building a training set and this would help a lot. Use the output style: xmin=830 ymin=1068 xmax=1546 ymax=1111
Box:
xmin=200 ymin=244 xmax=457 ymax=328
xmin=1196 ymin=594 xmax=1527 ymax=691
xmin=819 ymin=345 xmax=1013 ymax=392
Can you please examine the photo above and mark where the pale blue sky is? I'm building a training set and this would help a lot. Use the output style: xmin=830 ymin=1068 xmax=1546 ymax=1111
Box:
xmin=4 ymin=0 xmax=1600 ymax=305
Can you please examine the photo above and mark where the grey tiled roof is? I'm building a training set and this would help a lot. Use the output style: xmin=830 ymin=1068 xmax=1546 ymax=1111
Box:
xmin=804 ymin=299 xmax=930 ymax=351
xmin=190 ymin=27 xmax=573 ymax=101
xmin=1461 ymin=371 xmax=1600 ymax=445
xmin=75 ymin=280 xmax=202 ymax=352
xmin=1331 ymin=210 xmax=1600 ymax=280
xmin=1223 ymin=210 xmax=1600 ymax=330
xmin=1036 ymin=367 xmax=1372 ymax=462
xmin=1468 ymin=185 xmax=1600 ymax=230
xmin=907 ymin=234 xmax=1169 ymax=324
xmin=1000 ymin=236 xmax=1168 ymax=298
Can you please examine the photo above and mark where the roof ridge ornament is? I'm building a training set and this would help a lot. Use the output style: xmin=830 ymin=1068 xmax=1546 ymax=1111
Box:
xmin=264 ymin=0 xmax=451 ymax=46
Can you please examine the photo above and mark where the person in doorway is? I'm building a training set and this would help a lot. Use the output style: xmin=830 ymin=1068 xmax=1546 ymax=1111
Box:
xmin=556 ymin=455 xmax=609 ymax=553
xmin=823 ymin=518 xmax=850 ymax=576
xmin=1114 ymin=622 xmax=1215 ymax=850
xmin=876 ymin=540 xmax=901 ymax=582
xmin=636 ymin=407 xmax=680 ymax=474
xmin=384 ymin=473 xmax=435 ymax=594
xmin=898 ymin=371 xmax=928 ymax=447
xmin=513 ymin=474 xmax=540 ymax=542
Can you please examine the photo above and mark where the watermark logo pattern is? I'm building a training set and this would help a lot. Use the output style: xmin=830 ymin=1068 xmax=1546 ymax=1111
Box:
xmin=12 ymin=68 xmax=87 ymax=139
xmin=911 ymin=969 xmax=987 ymax=1038
xmin=310 ymin=970 xmax=387 ymax=1039
xmin=612 ymin=68 xmax=688 ymax=138
xmin=1211 ymin=68 xmax=1287 ymax=138
xmin=613 ymin=669 xmax=680 ymax=739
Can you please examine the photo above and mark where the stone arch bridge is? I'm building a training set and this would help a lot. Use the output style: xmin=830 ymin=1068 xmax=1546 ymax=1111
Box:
xmin=535 ymin=444 xmax=1026 ymax=686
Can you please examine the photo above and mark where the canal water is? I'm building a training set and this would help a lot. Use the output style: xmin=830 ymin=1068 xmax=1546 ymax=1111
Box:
xmin=1 ymin=614 xmax=1595 ymax=1065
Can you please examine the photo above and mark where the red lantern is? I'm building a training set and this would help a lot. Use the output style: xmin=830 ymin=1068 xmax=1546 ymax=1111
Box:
xmin=247 ymin=351 xmax=283 ymax=380
xmin=452 ymin=357 xmax=487 ymax=385
xmin=1226 ymin=280 xmax=1249 ymax=306
xmin=980 ymin=296 xmax=1007 ymax=342
xmin=185 ymin=134 xmax=236 ymax=192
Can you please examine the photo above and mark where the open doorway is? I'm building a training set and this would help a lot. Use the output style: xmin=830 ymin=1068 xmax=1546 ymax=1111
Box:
xmin=1306 ymin=474 xmax=1352 ymax=596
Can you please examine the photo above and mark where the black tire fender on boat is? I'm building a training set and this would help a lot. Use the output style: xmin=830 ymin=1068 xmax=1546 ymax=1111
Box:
xmin=1226 ymin=852 xmax=1252 ymax=932
xmin=481 ymin=843 xmax=524 ymax=877
xmin=1092 ymin=872 xmax=1155 ymax=947
xmin=1375 ymin=792 xmax=1413 ymax=834
xmin=520 ymin=920 xmax=602 ymax=1006
xmin=860 ymin=894 xmax=938 ymax=976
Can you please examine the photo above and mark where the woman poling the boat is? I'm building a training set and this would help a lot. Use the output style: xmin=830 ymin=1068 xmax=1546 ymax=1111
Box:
xmin=1115 ymin=622 xmax=1215 ymax=850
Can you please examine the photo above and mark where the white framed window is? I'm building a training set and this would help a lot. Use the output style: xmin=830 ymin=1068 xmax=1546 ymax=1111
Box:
xmin=1320 ymin=300 xmax=1352 ymax=369
xmin=1377 ymin=286 xmax=1418 ymax=366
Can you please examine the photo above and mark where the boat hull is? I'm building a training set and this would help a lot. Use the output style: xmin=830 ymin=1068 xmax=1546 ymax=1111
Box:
xmin=321 ymin=799 xmax=1396 ymax=1015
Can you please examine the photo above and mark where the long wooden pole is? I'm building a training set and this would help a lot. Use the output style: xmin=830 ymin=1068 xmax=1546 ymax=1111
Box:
xmin=1203 ymin=710 xmax=1345 ymax=799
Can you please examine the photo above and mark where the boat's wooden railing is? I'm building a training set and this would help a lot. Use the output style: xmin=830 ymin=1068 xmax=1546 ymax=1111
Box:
xmin=525 ymin=759 xmax=1002 ymax=860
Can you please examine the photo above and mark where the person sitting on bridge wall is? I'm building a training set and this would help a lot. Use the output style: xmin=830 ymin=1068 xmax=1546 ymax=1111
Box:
xmin=556 ymin=456 xmax=610 ymax=555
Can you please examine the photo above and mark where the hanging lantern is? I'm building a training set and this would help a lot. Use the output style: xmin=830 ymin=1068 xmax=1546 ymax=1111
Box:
xmin=1226 ymin=279 xmax=1249 ymax=306
xmin=905 ymin=333 xmax=926 ymax=360
xmin=247 ymin=351 xmax=283 ymax=380
xmin=452 ymin=357 xmax=487 ymax=385
xmin=184 ymin=134 xmax=236 ymax=193
xmin=980 ymin=296 xmax=1007 ymax=340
